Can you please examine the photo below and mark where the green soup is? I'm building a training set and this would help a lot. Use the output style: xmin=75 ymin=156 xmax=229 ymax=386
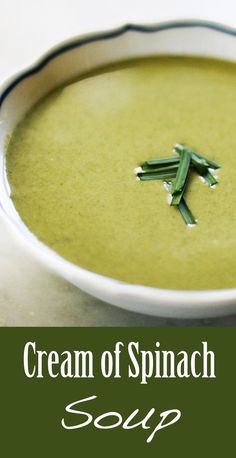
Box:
xmin=6 ymin=56 xmax=236 ymax=290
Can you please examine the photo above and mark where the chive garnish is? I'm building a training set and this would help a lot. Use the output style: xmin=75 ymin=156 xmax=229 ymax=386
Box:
xmin=178 ymin=198 xmax=197 ymax=226
xmin=171 ymin=189 xmax=185 ymax=206
xmin=174 ymin=144 xmax=220 ymax=170
xmin=135 ymin=143 xmax=221 ymax=226
xmin=171 ymin=150 xmax=191 ymax=194
xmin=202 ymin=170 xmax=218 ymax=187
xmin=194 ymin=152 xmax=220 ymax=170
xmin=144 ymin=157 xmax=180 ymax=167
xmin=138 ymin=171 xmax=177 ymax=181
xmin=141 ymin=163 xmax=179 ymax=173
xmin=191 ymin=153 xmax=209 ymax=172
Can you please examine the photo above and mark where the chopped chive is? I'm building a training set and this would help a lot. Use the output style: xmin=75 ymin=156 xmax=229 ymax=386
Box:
xmin=171 ymin=189 xmax=184 ymax=206
xmin=174 ymin=143 xmax=191 ymax=156
xmin=174 ymin=143 xmax=220 ymax=170
xmin=191 ymin=152 xmax=209 ymax=171
xmin=172 ymin=150 xmax=191 ymax=194
xmin=190 ymin=155 xmax=218 ymax=186
xmin=178 ymin=198 xmax=197 ymax=226
xmin=202 ymin=170 xmax=218 ymax=187
xmin=191 ymin=156 xmax=209 ymax=178
xmin=144 ymin=157 xmax=180 ymax=167
xmin=194 ymin=152 xmax=220 ymax=170
xmin=135 ymin=142 xmax=221 ymax=226
xmin=165 ymin=181 xmax=187 ymax=208
xmin=140 ymin=164 xmax=179 ymax=173
xmin=138 ymin=171 xmax=177 ymax=181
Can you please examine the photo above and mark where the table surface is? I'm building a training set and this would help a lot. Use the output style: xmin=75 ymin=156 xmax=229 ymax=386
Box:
xmin=1 ymin=0 xmax=236 ymax=326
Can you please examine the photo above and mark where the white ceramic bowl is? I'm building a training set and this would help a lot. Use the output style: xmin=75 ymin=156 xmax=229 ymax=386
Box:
xmin=1 ymin=19 xmax=236 ymax=319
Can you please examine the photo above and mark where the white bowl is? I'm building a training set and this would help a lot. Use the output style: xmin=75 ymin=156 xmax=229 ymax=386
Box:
xmin=1 ymin=19 xmax=236 ymax=319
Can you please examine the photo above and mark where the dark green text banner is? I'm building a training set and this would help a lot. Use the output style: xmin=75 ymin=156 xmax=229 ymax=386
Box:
xmin=0 ymin=328 xmax=235 ymax=456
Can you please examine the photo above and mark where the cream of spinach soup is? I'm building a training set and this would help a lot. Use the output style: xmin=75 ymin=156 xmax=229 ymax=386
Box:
xmin=6 ymin=56 xmax=236 ymax=290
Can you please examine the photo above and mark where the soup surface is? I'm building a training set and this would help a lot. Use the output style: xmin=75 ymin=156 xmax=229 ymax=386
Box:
xmin=6 ymin=56 xmax=236 ymax=290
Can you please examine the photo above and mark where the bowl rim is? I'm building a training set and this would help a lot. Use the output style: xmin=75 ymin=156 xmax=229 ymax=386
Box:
xmin=1 ymin=18 xmax=236 ymax=312
xmin=2 ymin=18 xmax=236 ymax=105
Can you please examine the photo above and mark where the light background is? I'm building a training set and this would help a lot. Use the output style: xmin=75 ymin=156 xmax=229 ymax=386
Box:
xmin=1 ymin=0 xmax=236 ymax=325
